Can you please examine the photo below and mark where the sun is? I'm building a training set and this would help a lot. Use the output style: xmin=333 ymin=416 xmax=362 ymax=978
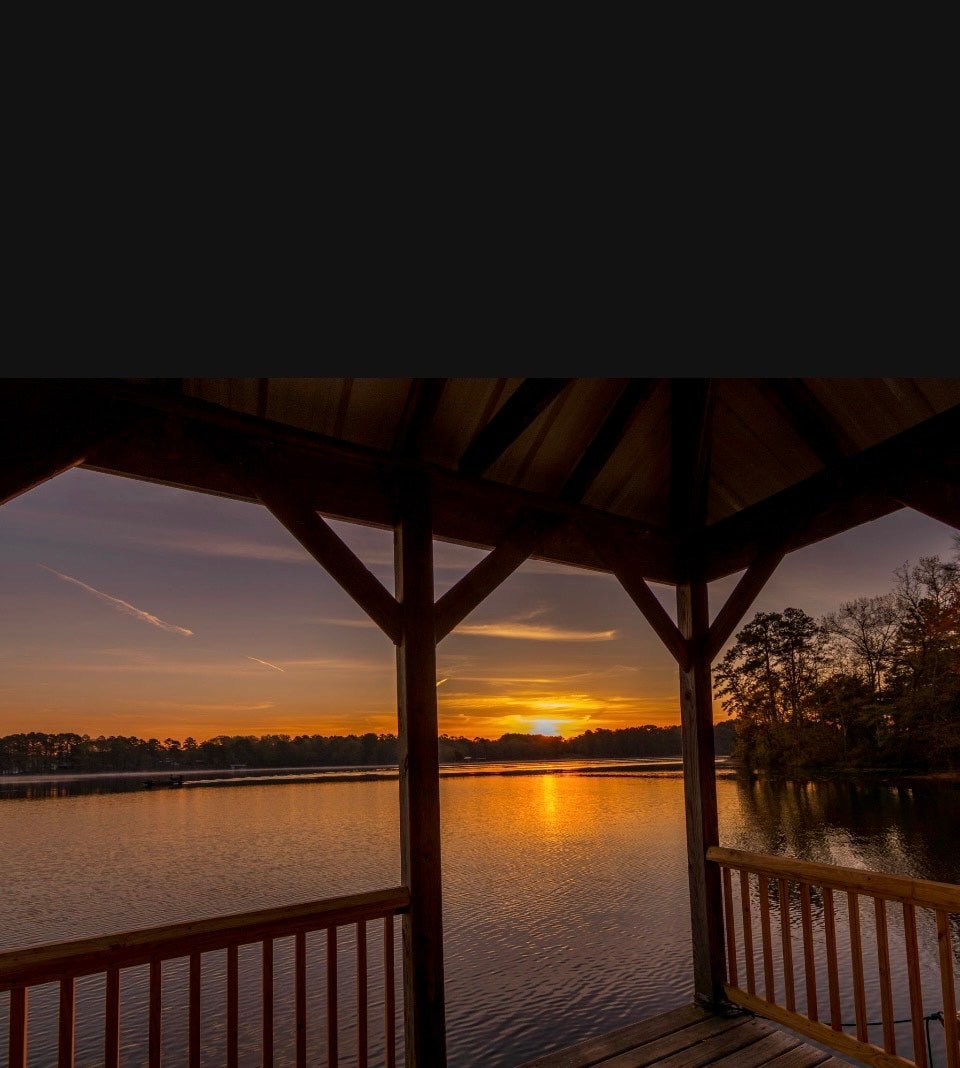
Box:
xmin=531 ymin=719 xmax=560 ymax=736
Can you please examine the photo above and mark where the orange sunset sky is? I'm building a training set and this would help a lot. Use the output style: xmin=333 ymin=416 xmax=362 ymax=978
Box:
xmin=0 ymin=467 xmax=956 ymax=742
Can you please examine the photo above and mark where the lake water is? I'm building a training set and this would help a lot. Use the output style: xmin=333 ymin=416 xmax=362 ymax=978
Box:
xmin=1 ymin=761 xmax=958 ymax=1067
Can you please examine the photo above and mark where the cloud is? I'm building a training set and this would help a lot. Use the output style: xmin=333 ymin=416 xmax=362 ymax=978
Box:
xmin=452 ymin=621 xmax=617 ymax=641
xmin=139 ymin=533 xmax=313 ymax=564
xmin=443 ymin=665 xmax=641 ymax=686
xmin=40 ymin=566 xmax=193 ymax=636
xmin=246 ymin=656 xmax=285 ymax=672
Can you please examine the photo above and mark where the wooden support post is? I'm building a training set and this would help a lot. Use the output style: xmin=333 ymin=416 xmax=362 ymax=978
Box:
xmin=395 ymin=471 xmax=447 ymax=1067
xmin=677 ymin=574 xmax=726 ymax=1007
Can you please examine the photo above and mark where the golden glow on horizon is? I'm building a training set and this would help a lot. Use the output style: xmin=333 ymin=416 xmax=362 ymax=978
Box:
xmin=0 ymin=675 xmax=726 ymax=740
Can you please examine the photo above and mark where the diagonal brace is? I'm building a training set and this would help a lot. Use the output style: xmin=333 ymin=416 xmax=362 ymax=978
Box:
xmin=236 ymin=447 xmax=401 ymax=644
xmin=583 ymin=524 xmax=690 ymax=671
xmin=434 ymin=513 xmax=567 ymax=642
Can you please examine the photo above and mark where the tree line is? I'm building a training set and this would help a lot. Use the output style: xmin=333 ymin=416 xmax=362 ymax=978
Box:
xmin=0 ymin=721 xmax=736 ymax=775
xmin=715 ymin=551 xmax=960 ymax=770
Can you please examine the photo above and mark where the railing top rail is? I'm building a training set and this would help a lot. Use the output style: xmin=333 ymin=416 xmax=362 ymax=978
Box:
xmin=708 ymin=846 xmax=960 ymax=911
xmin=0 ymin=885 xmax=410 ymax=990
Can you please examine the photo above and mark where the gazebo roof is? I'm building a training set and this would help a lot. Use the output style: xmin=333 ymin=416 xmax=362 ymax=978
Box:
xmin=6 ymin=377 xmax=959 ymax=584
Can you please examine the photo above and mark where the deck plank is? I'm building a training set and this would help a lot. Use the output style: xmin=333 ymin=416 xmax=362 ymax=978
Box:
xmin=517 ymin=1005 xmax=707 ymax=1068
xmin=706 ymin=1029 xmax=804 ymax=1068
xmin=651 ymin=1018 xmax=782 ymax=1068
xmin=762 ymin=1047 xmax=834 ymax=1067
xmin=514 ymin=1003 xmax=857 ymax=1068
xmin=593 ymin=1017 xmax=749 ymax=1067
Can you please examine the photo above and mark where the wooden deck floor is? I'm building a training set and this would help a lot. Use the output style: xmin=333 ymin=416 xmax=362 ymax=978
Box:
xmin=516 ymin=1003 xmax=854 ymax=1068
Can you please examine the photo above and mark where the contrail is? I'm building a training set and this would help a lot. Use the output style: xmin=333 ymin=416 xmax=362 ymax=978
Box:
xmin=246 ymin=656 xmax=285 ymax=672
xmin=436 ymin=677 xmax=448 ymax=687
xmin=40 ymin=565 xmax=194 ymax=636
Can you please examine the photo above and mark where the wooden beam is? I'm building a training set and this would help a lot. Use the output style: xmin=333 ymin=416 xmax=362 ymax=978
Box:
xmin=395 ymin=470 xmax=447 ymax=1068
xmin=755 ymin=380 xmax=856 ymax=466
xmin=73 ymin=384 xmax=674 ymax=580
xmin=561 ymin=379 xmax=657 ymax=503
xmin=238 ymin=448 xmax=401 ymax=644
xmin=703 ymin=404 xmax=960 ymax=581
xmin=459 ymin=379 xmax=572 ymax=477
xmin=75 ymin=381 xmax=676 ymax=581
xmin=393 ymin=379 xmax=447 ymax=458
xmin=582 ymin=524 xmax=689 ymax=671
xmin=889 ymin=474 xmax=960 ymax=530
xmin=434 ymin=514 xmax=566 ymax=642
xmin=1 ymin=389 xmax=145 ymax=508
xmin=707 ymin=542 xmax=787 ymax=662
xmin=677 ymin=573 xmax=725 ymax=1007
xmin=670 ymin=380 xmax=714 ymax=536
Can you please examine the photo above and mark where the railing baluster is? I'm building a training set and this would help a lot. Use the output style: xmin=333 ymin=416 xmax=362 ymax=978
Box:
xmin=799 ymin=882 xmax=817 ymax=1022
xmin=902 ymin=903 xmax=927 ymax=1068
xmin=823 ymin=886 xmax=841 ymax=1032
xmin=8 ymin=982 xmax=27 ymax=1068
xmin=9 ymin=987 xmax=27 ymax=1068
xmin=707 ymin=847 xmax=958 ymax=1068
xmin=263 ymin=938 xmax=274 ymax=1068
xmin=384 ymin=912 xmax=396 ymax=1068
xmin=149 ymin=958 xmax=162 ymax=1068
xmin=326 ymin=926 xmax=338 ymax=1067
xmin=937 ymin=908 xmax=959 ymax=1068
xmin=296 ymin=931 xmax=307 ymax=1068
xmin=227 ymin=943 xmax=239 ymax=1068
xmin=739 ymin=868 xmax=756 ymax=995
xmin=848 ymin=891 xmax=868 ymax=1042
xmin=58 ymin=976 xmax=75 ymax=1068
xmin=0 ymin=888 xmax=408 ymax=1068
xmin=874 ymin=896 xmax=896 ymax=1053
xmin=759 ymin=874 xmax=775 ymax=1002
xmin=779 ymin=877 xmax=795 ymax=1012
xmin=721 ymin=866 xmax=738 ymax=986
xmin=189 ymin=950 xmax=201 ymax=1068
xmin=357 ymin=919 xmax=368 ymax=1068
xmin=105 ymin=966 xmax=120 ymax=1068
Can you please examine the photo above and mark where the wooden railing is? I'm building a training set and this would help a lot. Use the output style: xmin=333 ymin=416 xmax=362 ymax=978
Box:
xmin=0 ymin=885 xmax=410 ymax=1067
xmin=709 ymin=846 xmax=959 ymax=1068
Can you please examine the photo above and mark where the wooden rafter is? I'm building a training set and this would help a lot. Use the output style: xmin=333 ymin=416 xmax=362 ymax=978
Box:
xmin=706 ymin=542 xmax=787 ymax=663
xmin=755 ymin=379 xmax=856 ymax=466
xmin=561 ymin=379 xmax=657 ymax=503
xmin=581 ymin=524 xmax=690 ymax=671
xmin=458 ymin=379 xmax=572 ymax=478
xmin=236 ymin=446 xmax=401 ymax=644
xmin=670 ymin=379 xmax=714 ymax=538
xmin=703 ymin=404 xmax=960 ymax=581
xmin=434 ymin=514 xmax=566 ymax=642
xmin=393 ymin=379 xmax=447 ymax=458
